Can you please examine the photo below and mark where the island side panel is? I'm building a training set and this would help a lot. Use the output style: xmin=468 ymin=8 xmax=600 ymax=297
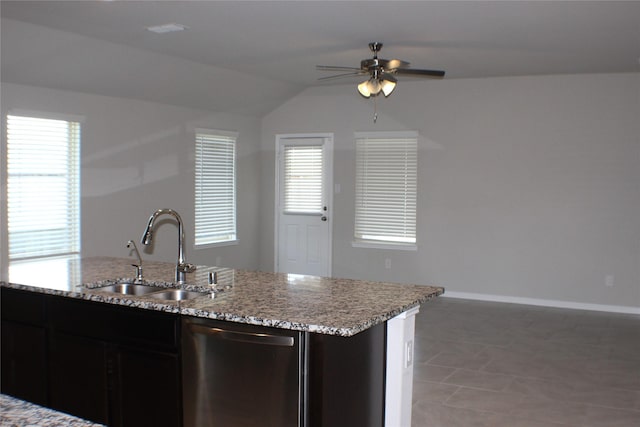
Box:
xmin=385 ymin=306 xmax=420 ymax=427
xmin=307 ymin=322 xmax=386 ymax=427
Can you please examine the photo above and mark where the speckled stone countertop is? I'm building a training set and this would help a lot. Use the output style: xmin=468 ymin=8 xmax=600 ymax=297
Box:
xmin=0 ymin=256 xmax=444 ymax=336
xmin=0 ymin=394 xmax=105 ymax=426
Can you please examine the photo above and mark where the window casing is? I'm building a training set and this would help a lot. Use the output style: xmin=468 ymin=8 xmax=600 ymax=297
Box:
xmin=6 ymin=114 xmax=81 ymax=260
xmin=194 ymin=129 xmax=237 ymax=247
xmin=354 ymin=131 xmax=418 ymax=249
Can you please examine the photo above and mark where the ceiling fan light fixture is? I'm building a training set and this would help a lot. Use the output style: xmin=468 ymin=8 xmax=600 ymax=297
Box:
xmin=368 ymin=79 xmax=382 ymax=95
xmin=381 ymin=79 xmax=396 ymax=97
xmin=357 ymin=79 xmax=373 ymax=97
xmin=357 ymin=80 xmax=371 ymax=97
xmin=358 ymin=78 xmax=385 ymax=98
xmin=358 ymin=71 xmax=397 ymax=98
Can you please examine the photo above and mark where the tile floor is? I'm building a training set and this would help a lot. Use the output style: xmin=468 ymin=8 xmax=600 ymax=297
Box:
xmin=411 ymin=297 xmax=640 ymax=427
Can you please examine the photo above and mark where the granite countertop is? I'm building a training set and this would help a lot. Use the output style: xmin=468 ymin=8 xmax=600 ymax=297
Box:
xmin=0 ymin=394 xmax=105 ymax=427
xmin=1 ymin=256 xmax=444 ymax=336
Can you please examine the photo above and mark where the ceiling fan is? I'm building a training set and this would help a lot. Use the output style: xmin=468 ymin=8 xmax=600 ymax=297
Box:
xmin=317 ymin=42 xmax=445 ymax=99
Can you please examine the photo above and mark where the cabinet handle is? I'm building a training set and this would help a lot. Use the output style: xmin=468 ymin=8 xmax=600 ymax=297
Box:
xmin=188 ymin=323 xmax=295 ymax=347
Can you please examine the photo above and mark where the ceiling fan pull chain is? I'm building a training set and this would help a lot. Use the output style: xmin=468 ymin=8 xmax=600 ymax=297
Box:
xmin=373 ymin=95 xmax=378 ymax=123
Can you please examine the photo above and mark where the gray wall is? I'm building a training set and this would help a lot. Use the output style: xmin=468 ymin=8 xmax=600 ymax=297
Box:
xmin=1 ymin=82 xmax=263 ymax=271
xmin=260 ymin=73 xmax=640 ymax=310
xmin=2 ymin=73 xmax=638 ymax=311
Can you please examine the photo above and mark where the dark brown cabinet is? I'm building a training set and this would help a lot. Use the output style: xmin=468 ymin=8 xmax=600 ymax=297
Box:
xmin=307 ymin=323 xmax=386 ymax=427
xmin=49 ymin=332 xmax=110 ymax=423
xmin=47 ymin=296 xmax=182 ymax=427
xmin=1 ymin=288 xmax=181 ymax=427
xmin=0 ymin=288 xmax=48 ymax=405
xmin=117 ymin=346 xmax=181 ymax=427
xmin=1 ymin=321 xmax=48 ymax=405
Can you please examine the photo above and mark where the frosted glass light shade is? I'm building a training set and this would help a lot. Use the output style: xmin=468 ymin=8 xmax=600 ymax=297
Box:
xmin=358 ymin=77 xmax=396 ymax=98
xmin=381 ymin=80 xmax=396 ymax=97
xmin=357 ymin=80 xmax=372 ymax=97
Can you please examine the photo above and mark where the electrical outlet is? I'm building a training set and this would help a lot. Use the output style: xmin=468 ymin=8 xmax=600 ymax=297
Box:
xmin=385 ymin=258 xmax=391 ymax=269
xmin=605 ymin=275 xmax=614 ymax=287
xmin=405 ymin=340 xmax=413 ymax=368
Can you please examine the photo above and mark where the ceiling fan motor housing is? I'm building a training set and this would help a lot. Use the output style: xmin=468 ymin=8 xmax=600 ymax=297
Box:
xmin=369 ymin=42 xmax=383 ymax=54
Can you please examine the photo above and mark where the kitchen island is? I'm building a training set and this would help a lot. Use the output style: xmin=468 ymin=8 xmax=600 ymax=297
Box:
xmin=1 ymin=256 xmax=443 ymax=427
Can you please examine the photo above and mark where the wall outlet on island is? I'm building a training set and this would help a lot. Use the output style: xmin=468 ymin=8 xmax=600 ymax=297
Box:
xmin=605 ymin=274 xmax=615 ymax=287
xmin=385 ymin=258 xmax=391 ymax=269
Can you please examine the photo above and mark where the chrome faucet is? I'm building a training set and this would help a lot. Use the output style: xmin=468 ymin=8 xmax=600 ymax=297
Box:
xmin=140 ymin=208 xmax=196 ymax=283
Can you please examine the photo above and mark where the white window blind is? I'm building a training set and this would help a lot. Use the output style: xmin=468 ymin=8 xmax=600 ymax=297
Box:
xmin=283 ymin=145 xmax=324 ymax=214
xmin=195 ymin=130 xmax=237 ymax=246
xmin=6 ymin=114 xmax=81 ymax=260
xmin=354 ymin=132 xmax=417 ymax=245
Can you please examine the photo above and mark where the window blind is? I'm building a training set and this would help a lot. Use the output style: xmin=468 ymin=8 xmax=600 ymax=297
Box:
xmin=195 ymin=130 xmax=237 ymax=246
xmin=6 ymin=114 xmax=81 ymax=260
xmin=355 ymin=133 xmax=417 ymax=244
xmin=283 ymin=145 xmax=324 ymax=214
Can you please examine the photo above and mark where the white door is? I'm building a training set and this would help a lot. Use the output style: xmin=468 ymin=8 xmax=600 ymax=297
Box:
xmin=275 ymin=134 xmax=333 ymax=277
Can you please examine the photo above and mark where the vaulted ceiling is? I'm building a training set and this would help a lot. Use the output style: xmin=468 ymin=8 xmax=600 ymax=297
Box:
xmin=2 ymin=1 xmax=639 ymax=116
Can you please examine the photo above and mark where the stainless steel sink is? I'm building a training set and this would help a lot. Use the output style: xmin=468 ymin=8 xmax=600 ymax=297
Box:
xmin=94 ymin=283 xmax=163 ymax=296
xmin=92 ymin=282 xmax=208 ymax=301
xmin=148 ymin=289 xmax=206 ymax=301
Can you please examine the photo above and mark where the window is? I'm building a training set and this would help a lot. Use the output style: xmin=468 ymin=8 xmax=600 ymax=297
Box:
xmin=194 ymin=129 xmax=237 ymax=247
xmin=283 ymin=145 xmax=324 ymax=214
xmin=6 ymin=114 xmax=81 ymax=260
xmin=354 ymin=131 xmax=418 ymax=249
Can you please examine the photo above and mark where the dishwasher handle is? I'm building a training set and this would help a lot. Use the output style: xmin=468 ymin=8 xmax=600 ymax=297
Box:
xmin=188 ymin=323 xmax=295 ymax=347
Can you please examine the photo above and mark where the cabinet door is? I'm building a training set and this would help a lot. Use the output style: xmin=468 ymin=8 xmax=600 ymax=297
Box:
xmin=116 ymin=346 xmax=181 ymax=427
xmin=307 ymin=323 xmax=386 ymax=427
xmin=49 ymin=332 xmax=110 ymax=425
xmin=1 ymin=321 xmax=47 ymax=405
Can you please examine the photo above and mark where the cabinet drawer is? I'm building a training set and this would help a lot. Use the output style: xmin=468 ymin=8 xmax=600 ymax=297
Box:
xmin=1 ymin=288 xmax=45 ymax=326
xmin=48 ymin=296 xmax=179 ymax=351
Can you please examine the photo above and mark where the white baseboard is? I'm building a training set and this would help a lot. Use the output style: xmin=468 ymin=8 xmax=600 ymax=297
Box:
xmin=442 ymin=291 xmax=640 ymax=315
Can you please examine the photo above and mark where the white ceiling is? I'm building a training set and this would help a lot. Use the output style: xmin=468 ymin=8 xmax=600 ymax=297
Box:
xmin=2 ymin=1 xmax=639 ymax=115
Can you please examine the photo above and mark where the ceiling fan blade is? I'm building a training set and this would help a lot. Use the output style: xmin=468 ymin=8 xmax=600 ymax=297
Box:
xmin=387 ymin=59 xmax=410 ymax=70
xmin=317 ymin=71 xmax=366 ymax=81
xmin=381 ymin=73 xmax=397 ymax=83
xmin=316 ymin=65 xmax=362 ymax=72
xmin=395 ymin=68 xmax=445 ymax=78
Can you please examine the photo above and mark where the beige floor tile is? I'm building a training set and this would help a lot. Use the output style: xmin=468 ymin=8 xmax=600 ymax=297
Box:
xmin=509 ymin=396 xmax=589 ymax=425
xmin=481 ymin=354 xmax=550 ymax=379
xmin=412 ymin=380 xmax=459 ymax=404
xmin=583 ymin=405 xmax=640 ymax=427
xmin=489 ymin=413 xmax=580 ymax=427
xmin=412 ymin=297 xmax=640 ymax=427
xmin=413 ymin=363 xmax=457 ymax=382
xmin=444 ymin=386 xmax=523 ymax=414
xmin=428 ymin=350 xmax=492 ymax=370
xmin=506 ymin=376 xmax=577 ymax=401
xmin=442 ymin=368 xmax=513 ymax=392
xmin=412 ymin=400 xmax=501 ymax=427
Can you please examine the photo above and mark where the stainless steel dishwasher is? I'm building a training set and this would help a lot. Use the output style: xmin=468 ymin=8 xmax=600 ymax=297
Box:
xmin=182 ymin=317 xmax=307 ymax=427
